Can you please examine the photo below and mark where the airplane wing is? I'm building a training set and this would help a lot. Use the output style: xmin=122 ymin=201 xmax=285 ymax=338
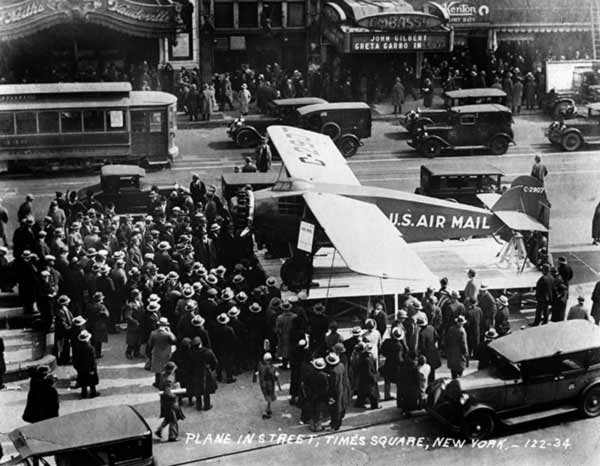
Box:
xmin=476 ymin=193 xmax=502 ymax=210
xmin=303 ymin=192 xmax=438 ymax=282
xmin=493 ymin=210 xmax=549 ymax=232
xmin=267 ymin=125 xmax=360 ymax=185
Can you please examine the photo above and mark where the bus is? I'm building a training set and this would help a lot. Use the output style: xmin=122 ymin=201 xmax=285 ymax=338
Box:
xmin=0 ymin=82 xmax=179 ymax=172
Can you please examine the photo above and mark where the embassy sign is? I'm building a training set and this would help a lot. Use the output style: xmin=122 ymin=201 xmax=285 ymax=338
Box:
xmin=356 ymin=12 xmax=445 ymax=31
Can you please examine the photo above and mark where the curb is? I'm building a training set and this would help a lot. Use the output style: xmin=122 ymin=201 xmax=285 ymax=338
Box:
xmin=4 ymin=354 xmax=57 ymax=383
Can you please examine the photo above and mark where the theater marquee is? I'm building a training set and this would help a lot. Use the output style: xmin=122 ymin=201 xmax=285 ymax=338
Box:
xmin=350 ymin=31 xmax=450 ymax=52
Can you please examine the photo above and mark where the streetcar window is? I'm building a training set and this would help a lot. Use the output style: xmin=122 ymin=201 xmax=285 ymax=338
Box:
xmin=16 ymin=112 xmax=37 ymax=134
xmin=39 ymin=111 xmax=60 ymax=133
xmin=0 ymin=113 xmax=14 ymax=135
xmin=108 ymin=110 xmax=125 ymax=130
xmin=84 ymin=110 xmax=105 ymax=132
xmin=131 ymin=112 xmax=147 ymax=132
xmin=150 ymin=112 xmax=162 ymax=133
xmin=61 ymin=111 xmax=82 ymax=132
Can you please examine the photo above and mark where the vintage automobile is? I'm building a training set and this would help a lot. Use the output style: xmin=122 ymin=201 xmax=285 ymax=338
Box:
xmin=227 ymin=97 xmax=327 ymax=148
xmin=4 ymin=405 xmax=158 ymax=465
xmin=296 ymin=102 xmax=372 ymax=157
xmin=401 ymin=88 xmax=508 ymax=136
xmin=428 ymin=320 xmax=600 ymax=440
xmin=78 ymin=164 xmax=186 ymax=214
xmin=408 ymin=104 xmax=515 ymax=157
xmin=418 ymin=163 xmax=505 ymax=207
xmin=546 ymin=102 xmax=600 ymax=151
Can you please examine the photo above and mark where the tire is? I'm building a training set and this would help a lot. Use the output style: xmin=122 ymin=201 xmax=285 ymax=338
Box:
xmin=561 ymin=132 xmax=583 ymax=152
xmin=337 ymin=136 xmax=360 ymax=158
xmin=461 ymin=411 xmax=495 ymax=441
xmin=420 ymin=139 xmax=442 ymax=158
xmin=489 ymin=136 xmax=510 ymax=155
xmin=236 ymin=129 xmax=259 ymax=148
xmin=580 ymin=385 xmax=600 ymax=418
xmin=321 ymin=122 xmax=342 ymax=140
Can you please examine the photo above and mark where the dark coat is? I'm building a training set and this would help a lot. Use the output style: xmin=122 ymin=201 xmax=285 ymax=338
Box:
xmin=327 ymin=362 xmax=351 ymax=416
xmin=73 ymin=341 xmax=99 ymax=386
xmin=189 ymin=346 xmax=218 ymax=395
xmin=417 ymin=325 xmax=441 ymax=370
xmin=380 ymin=338 xmax=409 ymax=383
xmin=593 ymin=201 xmax=600 ymax=239
xmin=592 ymin=281 xmax=600 ymax=323
xmin=356 ymin=352 xmax=379 ymax=400
xmin=464 ymin=306 xmax=482 ymax=355
xmin=55 ymin=305 xmax=73 ymax=338
xmin=445 ymin=325 xmax=469 ymax=372
xmin=478 ymin=291 xmax=497 ymax=331
xmin=124 ymin=300 xmax=144 ymax=346
xmin=22 ymin=375 xmax=59 ymax=423
xmin=495 ymin=306 xmax=510 ymax=336
xmin=371 ymin=310 xmax=388 ymax=338
xmin=536 ymin=272 xmax=554 ymax=304
xmin=171 ymin=347 xmax=193 ymax=389
xmin=88 ymin=302 xmax=110 ymax=343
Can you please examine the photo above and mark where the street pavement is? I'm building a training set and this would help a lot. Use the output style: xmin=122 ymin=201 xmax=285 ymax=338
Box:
xmin=1 ymin=112 xmax=600 ymax=465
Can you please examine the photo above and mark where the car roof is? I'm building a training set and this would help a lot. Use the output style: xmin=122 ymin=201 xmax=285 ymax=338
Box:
xmin=296 ymin=102 xmax=371 ymax=115
xmin=451 ymin=104 xmax=512 ymax=113
xmin=422 ymin=162 xmax=504 ymax=177
xmin=9 ymin=405 xmax=150 ymax=459
xmin=101 ymin=164 xmax=146 ymax=177
xmin=445 ymin=88 xmax=507 ymax=99
xmin=271 ymin=97 xmax=327 ymax=107
xmin=130 ymin=91 xmax=177 ymax=106
xmin=489 ymin=320 xmax=600 ymax=363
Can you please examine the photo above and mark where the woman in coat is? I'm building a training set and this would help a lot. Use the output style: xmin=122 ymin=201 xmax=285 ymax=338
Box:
xmin=258 ymin=352 xmax=279 ymax=419
xmin=148 ymin=317 xmax=177 ymax=387
xmin=73 ymin=330 xmax=100 ymax=398
xmin=22 ymin=365 xmax=59 ymax=422
xmin=238 ymin=84 xmax=251 ymax=116
xmin=421 ymin=78 xmax=434 ymax=108
xmin=512 ymin=77 xmax=524 ymax=114
xmin=189 ymin=336 xmax=218 ymax=411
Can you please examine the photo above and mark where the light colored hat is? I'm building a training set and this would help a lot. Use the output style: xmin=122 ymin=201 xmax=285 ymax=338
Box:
xmin=86 ymin=248 xmax=97 ymax=257
xmin=351 ymin=326 xmax=362 ymax=336
xmin=44 ymin=254 xmax=56 ymax=262
xmin=311 ymin=358 xmax=326 ymax=370
xmin=217 ymin=313 xmax=230 ymax=324
xmin=236 ymin=291 xmax=248 ymax=303
xmin=266 ymin=276 xmax=277 ymax=286
xmin=167 ymin=271 xmax=179 ymax=280
xmin=158 ymin=317 xmax=170 ymax=327
xmin=263 ymin=352 xmax=273 ymax=362
xmin=298 ymin=338 xmax=309 ymax=349
xmin=210 ymin=223 xmax=221 ymax=232
xmin=451 ymin=290 xmax=460 ymax=299
xmin=415 ymin=315 xmax=428 ymax=327
xmin=232 ymin=274 xmax=244 ymax=284
xmin=249 ymin=302 xmax=262 ymax=313
xmin=397 ymin=309 xmax=408 ymax=319
xmin=297 ymin=290 xmax=308 ymax=301
xmin=325 ymin=352 xmax=340 ymax=365
xmin=57 ymin=295 xmax=70 ymax=305
xmin=41 ymin=270 xmax=50 ymax=277
xmin=227 ymin=306 xmax=240 ymax=318
xmin=93 ymin=291 xmax=104 ymax=302
xmin=158 ymin=241 xmax=171 ymax=251
xmin=182 ymin=286 xmax=194 ymax=298
xmin=313 ymin=303 xmax=326 ymax=313
xmin=192 ymin=281 xmax=203 ymax=291
xmin=455 ymin=315 xmax=467 ymax=325
xmin=78 ymin=330 xmax=92 ymax=342
xmin=333 ymin=343 xmax=346 ymax=354
xmin=147 ymin=302 xmax=161 ymax=312
xmin=484 ymin=328 xmax=499 ymax=340
xmin=97 ymin=249 xmax=109 ymax=258
xmin=148 ymin=294 xmax=161 ymax=303
xmin=221 ymin=288 xmax=234 ymax=301
xmin=73 ymin=316 xmax=87 ymax=326
xmin=216 ymin=265 xmax=227 ymax=275
xmin=207 ymin=274 xmax=218 ymax=285
xmin=191 ymin=315 xmax=206 ymax=327
xmin=392 ymin=327 xmax=405 ymax=340
xmin=497 ymin=295 xmax=509 ymax=307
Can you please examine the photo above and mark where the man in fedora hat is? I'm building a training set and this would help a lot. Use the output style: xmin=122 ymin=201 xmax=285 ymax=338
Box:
xmin=380 ymin=327 xmax=408 ymax=401
xmin=557 ymin=256 xmax=574 ymax=291
xmin=305 ymin=358 xmax=330 ymax=432
xmin=189 ymin=336 xmax=218 ymax=411
xmin=73 ymin=330 xmax=100 ymax=398
xmin=326 ymin=351 xmax=351 ymax=430
xmin=477 ymin=284 xmax=496 ymax=335
xmin=96 ymin=263 xmax=117 ymax=333
xmin=214 ymin=313 xmax=237 ymax=383
xmin=55 ymin=295 xmax=74 ymax=364
xmin=370 ymin=301 xmax=388 ymax=340
xmin=276 ymin=300 xmax=297 ymax=369
xmin=22 ymin=365 xmax=59 ymax=422
xmin=567 ymin=296 xmax=593 ymax=321
xmin=228 ymin=306 xmax=248 ymax=373
xmin=257 ymin=352 xmax=280 ymax=419
xmin=88 ymin=291 xmax=110 ymax=358
xmin=533 ymin=264 xmax=554 ymax=326
xmin=343 ymin=326 xmax=363 ymax=358
xmin=148 ymin=317 xmax=177 ymax=387
xmin=477 ymin=328 xmax=498 ymax=370
xmin=309 ymin=303 xmax=329 ymax=356
xmin=416 ymin=315 xmax=441 ymax=383
xmin=495 ymin=295 xmax=511 ymax=336
xmin=355 ymin=344 xmax=380 ymax=410
xmin=445 ymin=315 xmax=469 ymax=379
xmin=124 ymin=289 xmax=145 ymax=359
xmin=464 ymin=297 xmax=482 ymax=357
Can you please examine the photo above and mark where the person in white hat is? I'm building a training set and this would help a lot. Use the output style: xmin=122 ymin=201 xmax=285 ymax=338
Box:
xmin=362 ymin=319 xmax=382 ymax=370
xmin=343 ymin=326 xmax=363 ymax=357
xmin=124 ymin=289 xmax=145 ymax=359
xmin=148 ymin=317 xmax=177 ymax=388
xmin=88 ymin=291 xmax=110 ymax=358
xmin=306 ymin=357 xmax=330 ymax=431
xmin=464 ymin=297 xmax=482 ymax=358
xmin=380 ymin=326 xmax=407 ymax=401
xmin=55 ymin=295 xmax=74 ymax=365
xmin=354 ymin=344 xmax=380 ymax=410
xmin=416 ymin=315 xmax=441 ymax=383
xmin=276 ymin=301 xmax=298 ymax=370
xmin=325 ymin=351 xmax=350 ymax=431
xmin=257 ymin=352 xmax=279 ymax=419
xmin=445 ymin=315 xmax=469 ymax=379
xmin=214 ymin=313 xmax=237 ymax=383
xmin=495 ymin=295 xmax=511 ymax=336
xmin=477 ymin=328 xmax=499 ymax=370
xmin=477 ymin=284 xmax=496 ymax=332
xmin=74 ymin=330 xmax=100 ymax=398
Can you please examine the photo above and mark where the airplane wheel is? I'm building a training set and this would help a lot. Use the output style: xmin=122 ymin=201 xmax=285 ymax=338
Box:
xmin=561 ymin=132 xmax=582 ymax=152
xmin=337 ymin=136 xmax=360 ymax=158
xmin=421 ymin=139 xmax=442 ymax=158
xmin=236 ymin=129 xmax=259 ymax=148
xmin=580 ymin=385 xmax=600 ymax=417
xmin=489 ymin=136 xmax=509 ymax=155
xmin=461 ymin=411 xmax=495 ymax=441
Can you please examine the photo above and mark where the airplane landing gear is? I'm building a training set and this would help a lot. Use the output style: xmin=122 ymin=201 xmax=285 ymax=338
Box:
xmin=281 ymin=253 xmax=313 ymax=292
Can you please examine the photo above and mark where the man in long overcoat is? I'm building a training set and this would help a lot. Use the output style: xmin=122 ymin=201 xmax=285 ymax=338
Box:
xmin=22 ymin=365 xmax=59 ymax=422
xmin=464 ymin=297 xmax=482 ymax=358
xmin=124 ymin=289 xmax=144 ymax=358
xmin=445 ymin=316 xmax=469 ymax=378
xmin=380 ymin=327 xmax=408 ymax=401
xmin=417 ymin=316 xmax=441 ymax=383
xmin=55 ymin=295 xmax=74 ymax=365
xmin=189 ymin=336 xmax=218 ymax=410
xmin=304 ymin=358 xmax=330 ymax=432
xmin=592 ymin=279 xmax=600 ymax=324
xmin=275 ymin=301 xmax=297 ymax=369
xmin=477 ymin=284 xmax=496 ymax=332
xmin=355 ymin=344 xmax=380 ymax=409
xmin=326 ymin=352 xmax=351 ymax=431
xmin=73 ymin=330 xmax=100 ymax=398
xmin=213 ymin=313 xmax=237 ymax=383
xmin=88 ymin=291 xmax=110 ymax=358
xmin=148 ymin=318 xmax=177 ymax=387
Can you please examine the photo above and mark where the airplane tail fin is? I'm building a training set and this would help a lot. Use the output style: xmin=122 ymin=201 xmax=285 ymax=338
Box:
xmin=478 ymin=175 xmax=550 ymax=232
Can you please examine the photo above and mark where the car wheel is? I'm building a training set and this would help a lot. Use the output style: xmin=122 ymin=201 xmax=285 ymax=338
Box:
xmin=236 ymin=130 xmax=259 ymax=148
xmin=321 ymin=122 xmax=342 ymax=140
xmin=489 ymin=136 xmax=509 ymax=155
xmin=561 ymin=132 xmax=583 ymax=152
xmin=420 ymin=139 xmax=442 ymax=158
xmin=580 ymin=385 xmax=600 ymax=417
xmin=337 ymin=136 xmax=360 ymax=158
xmin=462 ymin=411 xmax=495 ymax=441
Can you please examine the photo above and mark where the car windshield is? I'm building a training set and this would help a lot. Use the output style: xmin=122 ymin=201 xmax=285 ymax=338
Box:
xmin=488 ymin=352 xmax=521 ymax=379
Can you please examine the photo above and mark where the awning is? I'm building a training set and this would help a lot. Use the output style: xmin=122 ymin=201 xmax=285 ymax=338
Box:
xmin=0 ymin=0 xmax=188 ymax=42
xmin=495 ymin=23 xmax=591 ymax=34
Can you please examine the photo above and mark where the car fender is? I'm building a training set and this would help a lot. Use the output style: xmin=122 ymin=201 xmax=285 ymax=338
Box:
xmin=234 ymin=125 xmax=262 ymax=138
xmin=338 ymin=133 xmax=363 ymax=146
xmin=561 ymin=127 xmax=583 ymax=139
xmin=463 ymin=403 xmax=496 ymax=420
xmin=422 ymin=134 xmax=450 ymax=147
xmin=489 ymin=132 xmax=515 ymax=145
xmin=579 ymin=377 xmax=600 ymax=398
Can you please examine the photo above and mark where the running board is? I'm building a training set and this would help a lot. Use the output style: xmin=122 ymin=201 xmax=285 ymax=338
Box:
xmin=502 ymin=405 xmax=578 ymax=426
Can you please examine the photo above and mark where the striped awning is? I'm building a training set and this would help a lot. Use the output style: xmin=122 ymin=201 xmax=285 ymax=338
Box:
xmin=495 ymin=23 xmax=592 ymax=34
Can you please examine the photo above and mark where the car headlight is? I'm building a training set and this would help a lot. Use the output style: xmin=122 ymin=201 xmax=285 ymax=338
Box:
xmin=459 ymin=393 xmax=470 ymax=405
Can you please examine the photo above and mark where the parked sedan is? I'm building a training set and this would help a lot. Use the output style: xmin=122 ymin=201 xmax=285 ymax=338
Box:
xmin=546 ymin=102 xmax=600 ymax=151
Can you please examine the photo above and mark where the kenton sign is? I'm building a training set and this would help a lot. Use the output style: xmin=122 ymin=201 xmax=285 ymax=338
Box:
xmin=428 ymin=1 xmax=490 ymax=24
xmin=356 ymin=12 xmax=445 ymax=31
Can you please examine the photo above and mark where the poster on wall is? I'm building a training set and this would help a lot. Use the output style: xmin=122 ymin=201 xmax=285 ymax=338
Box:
xmin=169 ymin=31 xmax=193 ymax=60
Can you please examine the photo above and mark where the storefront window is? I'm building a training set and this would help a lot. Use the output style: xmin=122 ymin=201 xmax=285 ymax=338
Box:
xmin=60 ymin=111 xmax=82 ymax=132
xmin=287 ymin=2 xmax=305 ymax=27
xmin=0 ymin=113 xmax=15 ymax=135
xmin=38 ymin=112 xmax=59 ymax=133
xmin=264 ymin=3 xmax=282 ymax=27
xmin=16 ymin=112 xmax=37 ymax=134
xmin=83 ymin=110 xmax=105 ymax=132
xmin=215 ymin=3 xmax=234 ymax=28
xmin=239 ymin=2 xmax=258 ymax=28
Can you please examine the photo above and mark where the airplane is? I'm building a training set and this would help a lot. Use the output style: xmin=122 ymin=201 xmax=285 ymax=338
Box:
xmin=251 ymin=125 xmax=551 ymax=291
